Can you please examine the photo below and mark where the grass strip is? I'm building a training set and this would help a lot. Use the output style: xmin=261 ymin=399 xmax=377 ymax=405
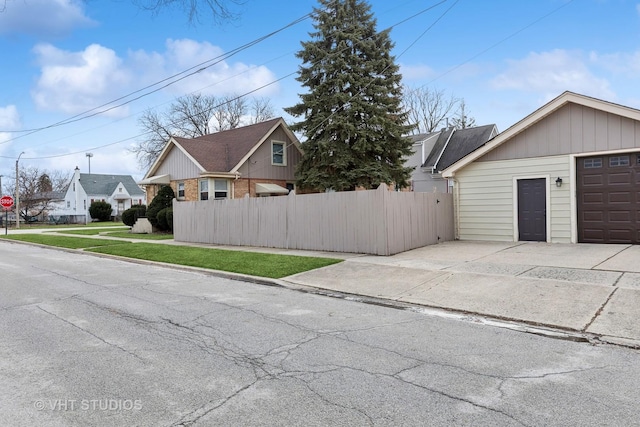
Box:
xmin=87 ymin=243 xmax=342 ymax=278
xmin=1 ymin=234 xmax=131 ymax=249
xmin=54 ymin=229 xmax=173 ymax=240
xmin=104 ymin=231 xmax=174 ymax=240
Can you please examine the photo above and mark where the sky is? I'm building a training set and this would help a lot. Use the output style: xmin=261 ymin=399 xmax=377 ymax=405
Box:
xmin=1 ymin=0 xmax=639 ymax=187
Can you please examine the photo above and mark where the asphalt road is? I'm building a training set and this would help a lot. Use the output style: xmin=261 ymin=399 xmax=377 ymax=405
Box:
xmin=1 ymin=240 xmax=640 ymax=426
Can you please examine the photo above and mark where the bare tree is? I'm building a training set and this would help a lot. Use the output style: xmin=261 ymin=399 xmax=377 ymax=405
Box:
xmin=9 ymin=167 xmax=70 ymax=221
xmin=450 ymin=100 xmax=476 ymax=130
xmin=403 ymin=86 xmax=460 ymax=134
xmin=210 ymin=95 xmax=246 ymax=132
xmin=133 ymin=93 xmax=275 ymax=170
xmin=131 ymin=0 xmax=245 ymax=25
xmin=249 ymin=97 xmax=276 ymax=124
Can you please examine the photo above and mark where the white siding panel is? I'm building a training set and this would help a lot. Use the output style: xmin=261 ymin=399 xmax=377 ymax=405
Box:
xmin=456 ymin=155 xmax=572 ymax=243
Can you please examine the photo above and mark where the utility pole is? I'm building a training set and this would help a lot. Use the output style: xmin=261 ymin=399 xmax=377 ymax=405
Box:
xmin=15 ymin=152 xmax=24 ymax=229
xmin=86 ymin=152 xmax=93 ymax=174
xmin=0 ymin=175 xmax=3 ymax=195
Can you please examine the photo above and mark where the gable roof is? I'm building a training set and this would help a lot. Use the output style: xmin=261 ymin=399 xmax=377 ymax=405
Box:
xmin=421 ymin=125 xmax=497 ymax=172
xmin=442 ymin=91 xmax=640 ymax=178
xmin=78 ymin=173 xmax=145 ymax=196
xmin=144 ymin=117 xmax=300 ymax=178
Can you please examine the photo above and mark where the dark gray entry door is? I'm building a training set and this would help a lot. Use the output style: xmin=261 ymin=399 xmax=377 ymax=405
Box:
xmin=518 ymin=178 xmax=546 ymax=242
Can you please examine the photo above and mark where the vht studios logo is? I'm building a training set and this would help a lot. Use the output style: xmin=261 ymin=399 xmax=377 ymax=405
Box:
xmin=34 ymin=399 xmax=142 ymax=411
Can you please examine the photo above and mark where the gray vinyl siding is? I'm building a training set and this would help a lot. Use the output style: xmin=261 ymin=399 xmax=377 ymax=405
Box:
xmin=455 ymin=155 xmax=571 ymax=243
xmin=155 ymin=145 xmax=202 ymax=179
xmin=480 ymin=103 xmax=640 ymax=162
xmin=236 ymin=128 xmax=301 ymax=180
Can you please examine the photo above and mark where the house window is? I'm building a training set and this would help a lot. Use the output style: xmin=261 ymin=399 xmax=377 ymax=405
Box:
xmin=199 ymin=180 xmax=209 ymax=201
xmin=584 ymin=158 xmax=602 ymax=168
xmin=609 ymin=155 xmax=630 ymax=167
xmin=214 ymin=180 xmax=228 ymax=199
xmin=66 ymin=201 xmax=70 ymax=208
xmin=83 ymin=200 xmax=86 ymax=210
xmin=119 ymin=187 xmax=123 ymax=192
xmin=177 ymin=182 xmax=185 ymax=199
xmin=272 ymin=141 xmax=286 ymax=166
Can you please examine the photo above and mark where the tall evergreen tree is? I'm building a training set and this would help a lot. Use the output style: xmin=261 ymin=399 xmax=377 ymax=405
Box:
xmin=285 ymin=0 xmax=414 ymax=191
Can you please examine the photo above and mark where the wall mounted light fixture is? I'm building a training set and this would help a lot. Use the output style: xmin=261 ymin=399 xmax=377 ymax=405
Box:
xmin=555 ymin=177 xmax=563 ymax=187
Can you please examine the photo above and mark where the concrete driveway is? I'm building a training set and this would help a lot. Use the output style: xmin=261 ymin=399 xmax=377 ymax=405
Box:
xmin=283 ymin=241 xmax=640 ymax=346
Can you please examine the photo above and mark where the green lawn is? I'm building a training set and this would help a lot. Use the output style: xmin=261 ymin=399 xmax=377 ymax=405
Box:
xmin=89 ymin=243 xmax=341 ymax=278
xmin=56 ymin=229 xmax=173 ymax=240
xmin=1 ymin=234 xmax=131 ymax=249
xmin=1 ymin=234 xmax=341 ymax=278
xmin=105 ymin=231 xmax=173 ymax=240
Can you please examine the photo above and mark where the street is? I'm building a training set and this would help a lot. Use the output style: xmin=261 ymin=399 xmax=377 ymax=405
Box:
xmin=1 ymin=240 xmax=639 ymax=426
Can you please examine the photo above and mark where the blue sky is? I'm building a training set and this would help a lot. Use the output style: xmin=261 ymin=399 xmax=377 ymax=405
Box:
xmin=1 ymin=0 xmax=639 ymax=183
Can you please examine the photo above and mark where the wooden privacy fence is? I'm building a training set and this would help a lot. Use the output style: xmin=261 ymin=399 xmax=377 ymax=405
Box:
xmin=173 ymin=184 xmax=454 ymax=256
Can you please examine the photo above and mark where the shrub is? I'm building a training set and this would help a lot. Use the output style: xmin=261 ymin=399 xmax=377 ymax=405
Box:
xmin=147 ymin=185 xmax=175 ymax=229
xmin=146 ymin=204 xmax=163 ymax=228
xmin=156 ymin=207 xmax=170 ymax=231
xmin=89 ymin=201 xmax=112 ymax=221
xmin=166 ymin=209 xmax=173 ymax=232
xmin=122 ymin=205 xmax=147 ymax=227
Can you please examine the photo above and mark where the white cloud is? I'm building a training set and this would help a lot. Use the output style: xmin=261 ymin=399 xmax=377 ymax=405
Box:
xmin=132 ymin=38 xmax=279 ymax=97
xmin=589 ymin=50 xmax=640 ymax=76
xmin=0 ymin=0 xmax=95 ymax=37
xmin=31 ymin=39 xmax=280 ymax=115
xmin=400 ymin=64 xmax=436 ymax=81
xmin=491 ymin=49 xmax=615 ymax=101
xmin=0 ymin=105 xmax=21 ymax=129
xmin=32 ymin=43 xmax=132 ymax=115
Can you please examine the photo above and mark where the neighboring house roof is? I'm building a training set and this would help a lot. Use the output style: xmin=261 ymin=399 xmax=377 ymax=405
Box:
xmin=31 ymin=190 xmax=65 ymax=201
xmin=77 ymin=174 xmax=145 ymax=196
xmin=144 ymin=117 xmax=301 ymax=179
xmin=442 ymin=91 xmax=640 ymax=178
xmin=421 ymin=124 xmax=498 ymax=172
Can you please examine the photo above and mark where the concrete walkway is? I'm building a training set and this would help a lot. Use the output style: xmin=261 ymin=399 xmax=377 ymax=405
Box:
xmin=282 ymin=241 xmax=640 ymax=347
xmin=4 ymin=225 xmax=640 ymax=346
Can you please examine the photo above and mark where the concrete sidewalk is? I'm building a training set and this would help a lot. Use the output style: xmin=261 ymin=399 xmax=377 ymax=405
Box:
xmin=282 ymin=241 xmax=640 ymax=346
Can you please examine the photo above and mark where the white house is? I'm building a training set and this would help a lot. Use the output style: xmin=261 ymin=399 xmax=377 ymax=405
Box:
xmin=50 ymin=167 xmax=145 ymax=223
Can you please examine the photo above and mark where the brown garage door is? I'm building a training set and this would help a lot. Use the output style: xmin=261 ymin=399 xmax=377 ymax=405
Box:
xmin=577 ymin=152 xmax=640 ymax=244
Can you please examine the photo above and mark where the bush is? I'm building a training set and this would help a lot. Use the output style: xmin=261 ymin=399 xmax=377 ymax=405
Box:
xmin=89 ymin=201 xmax=112 ymax=221
xmin=147 ymin=185 xmax=175 ymax=230
xmin=122 ymin=205 xmax=146 ymax=227
xmin=156 ymin=207 xmax=170 ymax=231
xmin=146 ymin=204 xmax=163 ymax=228
xmin=166 ymin=209 xmax=173 ymax=232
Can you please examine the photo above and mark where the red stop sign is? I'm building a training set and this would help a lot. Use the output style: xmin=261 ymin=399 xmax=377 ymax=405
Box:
xmin=0 ymin=195 xmax=14 ymax=209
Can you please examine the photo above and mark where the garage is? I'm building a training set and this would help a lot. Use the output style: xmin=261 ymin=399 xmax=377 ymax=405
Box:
xmin=577 ymin=152 xmax=640 ymax=244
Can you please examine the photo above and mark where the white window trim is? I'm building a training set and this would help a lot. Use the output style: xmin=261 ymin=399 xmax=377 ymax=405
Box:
xmin=177 ymin=181 xmax=185 ymax=200
xmin=199 ymin=179 xmax=209 ymax=201
xmin=271 ymin=140 xmax=287 ymax=166
xmin=213 ymin=179 xmax=229 ymax=200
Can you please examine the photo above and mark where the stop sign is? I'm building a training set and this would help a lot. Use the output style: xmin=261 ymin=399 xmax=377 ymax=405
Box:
xmin=0 ymin=195 xmax=14 ymax=209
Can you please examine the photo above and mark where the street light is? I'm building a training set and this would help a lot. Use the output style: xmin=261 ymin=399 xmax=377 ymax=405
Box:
xmin=86 ymin=152 xmax=93 ymax=174
xmin=15 ymin=152 xmax=24 ymax=229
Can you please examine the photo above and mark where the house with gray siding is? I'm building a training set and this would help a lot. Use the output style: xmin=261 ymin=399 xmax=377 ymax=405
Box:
xmin=407 ymin=125 xmax=497 ymax=193
xmin=442 ymin=91 xmax=640 ymax=244
xmin=140 ymin=117 xmax=303 ymax=204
